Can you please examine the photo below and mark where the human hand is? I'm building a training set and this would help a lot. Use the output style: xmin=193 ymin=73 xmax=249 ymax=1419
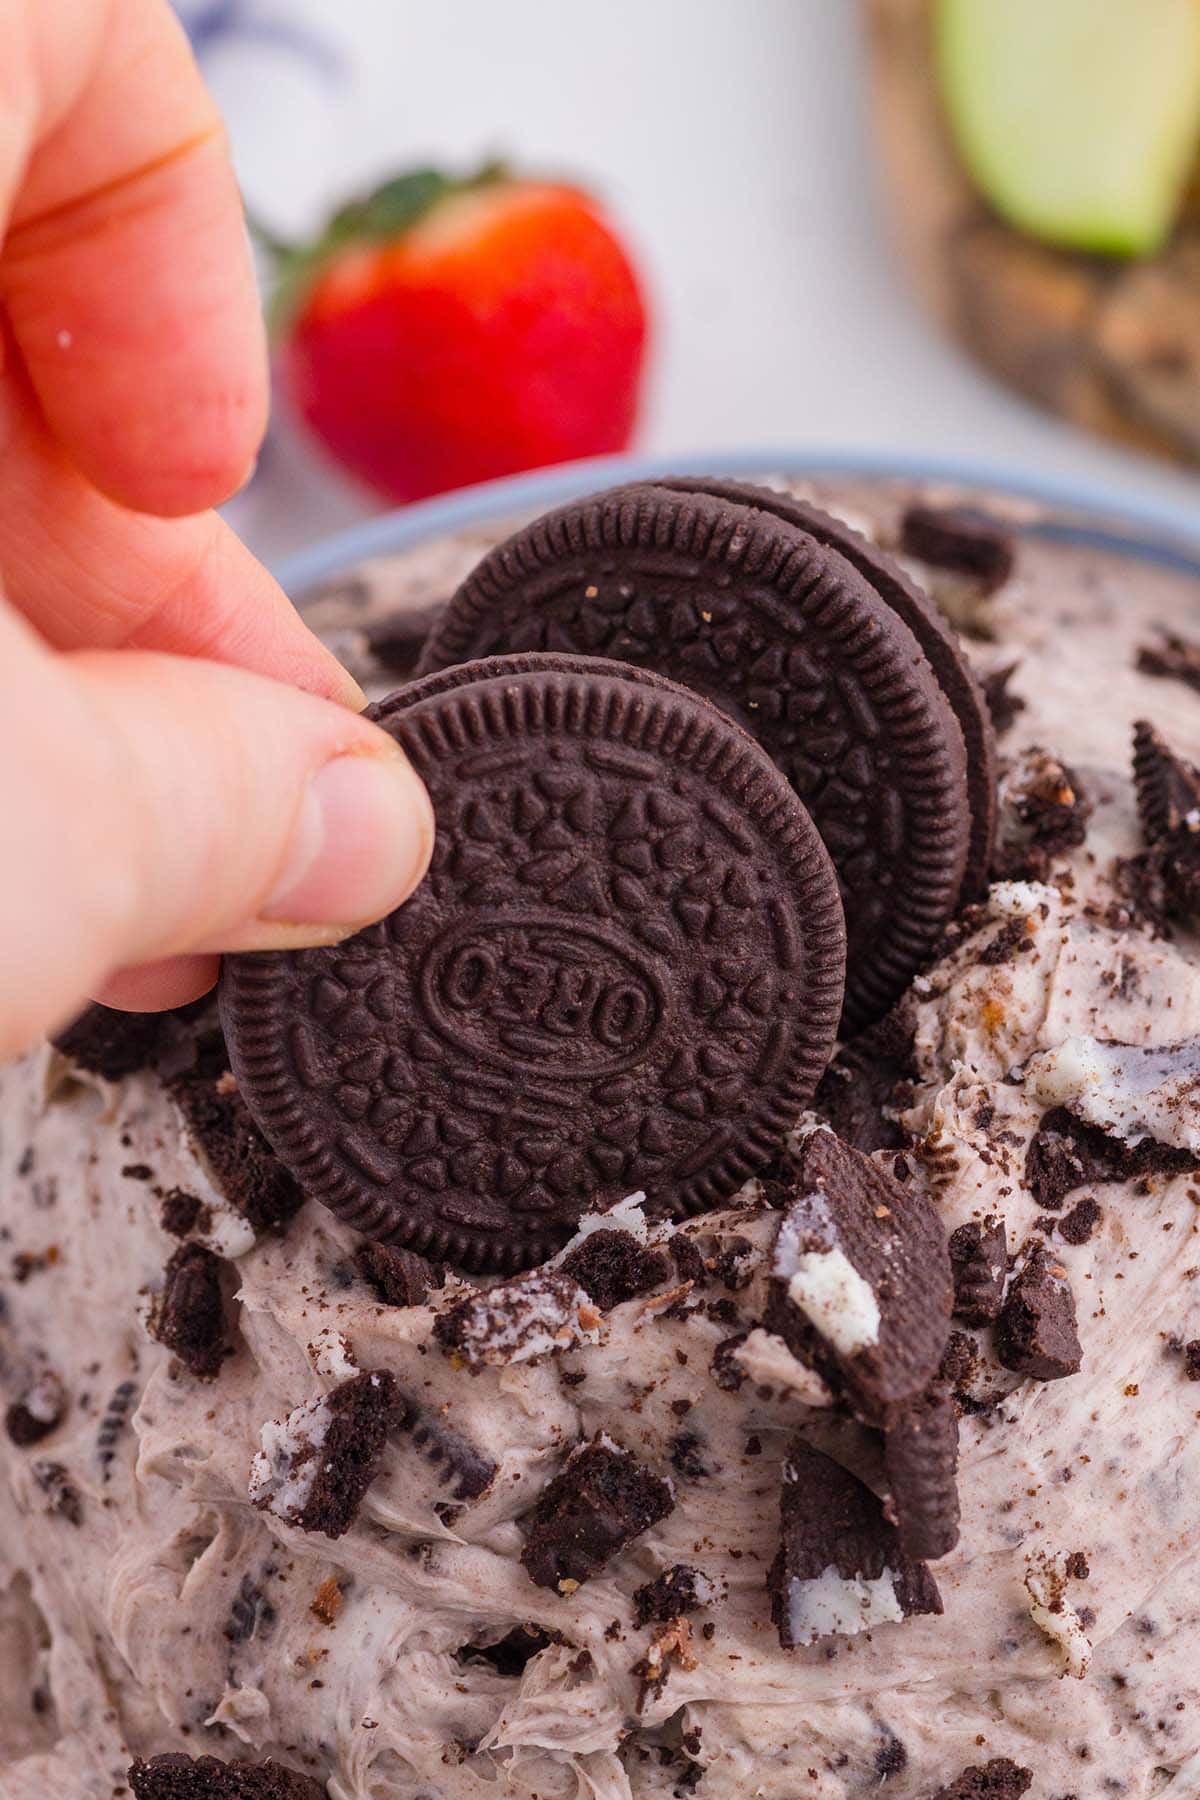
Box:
xmin=0 ymin=0 xmax=433 ymax=1062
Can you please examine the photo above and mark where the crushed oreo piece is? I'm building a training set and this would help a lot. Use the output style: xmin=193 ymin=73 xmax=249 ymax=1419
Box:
xmin=931 ymin=1759 xmax=1033 ymax=1800
xmin=1184 ymin=1340 xmax=1200 ymax=1381
xmin=634 ymin=1564 xmax=716 ymax=1625
xmin=167 ymin=1018 xmax=303 ymax=1233
xmin=354 ymin=1241 xmax=441 ymax=1308
xmin=1026 ymin=1105 xmax=1197 ymax=1208
xmin=364 ymin=598 xmax=445 ymax=678
xmin=434 ymin=1270 xmax=601 ymax=1368
xmin=395 ymin=1394 xmax=497 ymax=1501
xmin=882 ymin=1382 xmax=961 ymax=1560
xmin=768 ymin=1436 xmax=941 ymax=1649
xmin=560 ymin=1229 xmax=672 ymax=1310
xmin=1137 ymin=631 xmax=1200 ymax=696
xmin=4 ymin=1369 xmax=67 ymax=1447
xmin=1058 ymin=1197 xmax=1102 ymax=1245
xmin=711 ymin=1332 xmax=749 ymax=1392
xmin=764 ymin=1131 xmax=952 ymax=1424
xmin=96 ymin=1378 xmax=138 ymax=1476
xmin=899 ymin=504 xmax=1015 ymax=593
xmin=668 ymin=1233 xmax=709 ymax=1285
xmin=225 ymin=1571 xmax=277 ymax=1645
xmin=520 ymin=1433 xmax=674 ymax=1591
xmin=669 ymin=1431 xmax=716 ymax=1480
xmin=160 ymin=1190 xmax=208 ymax=1239
xmin=948 ymin=1217 xmax=1007 ymax=1323
xmin=874 ymin=1732 xmax=908 ymax=1780
xmin=993 ymin=745 xmax=1092 ymax=881
xmin=979 ymin=664 xmax=1026 ymax=736
xmin=249 ymin=1370 xmax=402 ymax=1539
xmin=1132 ymin=720 xmax=1200 ymax=924
xmin=810 ymin=1007 xmax=915 ymax=1154
xmin=150 ymin=1243 xmax=230 ymax=1379
xmin=51 ymin=998 xmax=206 ymax=1082
xmin=32 ymin=1458 xmax=82 ymax=1524
xmin=995 ymin=1245 xmax=1083 ymax=1382
xmin=128 ymin=1753 xmax=325 ymax=1798
xmin=707 ymin=1235 xmax=758 ymax=1291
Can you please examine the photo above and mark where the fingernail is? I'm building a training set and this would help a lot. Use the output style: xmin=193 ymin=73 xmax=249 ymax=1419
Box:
xmin=261 ymin=750 xmax=434 ymax=926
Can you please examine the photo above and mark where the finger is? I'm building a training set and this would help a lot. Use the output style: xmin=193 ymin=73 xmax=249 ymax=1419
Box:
xmin=94 ymin=955 xmax=218 ymax=1013
xmin=0 ymin=602 xmax=434 ymax=1061
xmin=0 ymin=356 xmax=363 ymax=707
xmin=0 ymin=0 xmax=267 ymax=516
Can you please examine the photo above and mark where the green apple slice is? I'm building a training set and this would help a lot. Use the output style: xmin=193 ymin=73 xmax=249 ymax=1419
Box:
xmin=935 ymin=0 xmax=1200 ymax=256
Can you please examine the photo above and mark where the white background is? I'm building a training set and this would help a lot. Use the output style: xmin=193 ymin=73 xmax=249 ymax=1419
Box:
xmin=207 ymin=0 xmax=1200 ymax=566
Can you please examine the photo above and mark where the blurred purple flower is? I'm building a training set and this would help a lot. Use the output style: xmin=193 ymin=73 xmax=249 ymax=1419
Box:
xmin=173 ymin=0 xmax=343 ymax=76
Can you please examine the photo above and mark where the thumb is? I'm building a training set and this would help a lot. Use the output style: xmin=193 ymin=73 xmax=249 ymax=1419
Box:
xmin=0 ymin=602 xmax=433 ymax=1060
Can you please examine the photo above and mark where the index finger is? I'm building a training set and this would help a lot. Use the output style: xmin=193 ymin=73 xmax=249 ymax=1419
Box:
xmin=0 ymin=0 xmax=268 ymax=518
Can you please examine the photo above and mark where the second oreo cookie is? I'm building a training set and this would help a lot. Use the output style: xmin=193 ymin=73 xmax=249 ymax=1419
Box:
xmin=419 ymin=481 xmax=978 ymax=1031
xmin=222 ymin=656 xmax=846 ymax=1271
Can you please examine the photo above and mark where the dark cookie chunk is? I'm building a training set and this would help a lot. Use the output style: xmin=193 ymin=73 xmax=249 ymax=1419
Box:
xmin=433 ymin=1269 xmax=600 ymax=1367
xmin=768 ymin=1436 xmax=942 ymax=1649
xmin=51 ymin=997 xmax=207 ymax=1082
xmin=150 ymin=1243 xmax=229 ymax=1379
xmin=520 ymin=1433 xmax=674 ymax=1590
xmin=1026 ymin=1105 xmax=1197 ymax=1207
xmin=96 ymin=1378 xmax=138 ymax=1476
xmin=128 ymin=1753 xmax=325 ymax=1799
xmin=882 ymin=1381 xmax=961 ymax=1560
xmin=222 ymin=658 xmax=845 ymax=1269
xmin=668 ymin=1233 xmax=709 ymax=1285
xmin=948 ymin=1216 xmax=1007 ymax=1323
xmin=993 ymin=746 xmax=1091 ymax=882
xmin=1184 ymin=1340 xmax=1200 ymax=1380
xmin=1137 ymin=631 xmax=1200 ymax=696
xmin=32 ymin=1458 xmax=82 ymax=1524
xmin=932 ymin=1760 xmax=1033 ymax=1800
xmin=251 ymin=1370 xmax=401 ymax=1539
xmin=764 ymin=1130 xmax=953 ymax=1424
xmin=160 ymin=1190 xmax=208 ymax=1239
xmin=1132 ymin=720 xmax=1200 ymax=923
xmin=418 ymin=483 xmax=975 ymax=1030
xmin=169 ymin=1026 xmax=303 ymax=1234
xmin=395 ymin=1393 xmax=497 ymax=1501
xmin=648 ymin=478 xmax=996 ymax=904
xmin=980 ymin=662 xmax=1026 ymax=737
xmin=898 ymin=504 xmax=1016 ymax=594
xmin=995 ymin=1245 xmax=1083 ymax=1381
xmin=560 ymin=1228 xmax=672 ymax=1309
xmin=1058 ymin=1197 xmax=1102 ymax=1245
xmin=710 ymin=1331 xmax=749 ymax=1391
xmin=811 ymin=1005 xmax=916 ymax=1154
xmin=634 ymin=1563 xmax=715 ymax=1625
xmin=5 ymin=1369 xmax=67 ymax=1447
xmin=354 ymin=1241 xmax=441 ymax=1308
xmin=364 ymin=597 xmax=445 ymax=678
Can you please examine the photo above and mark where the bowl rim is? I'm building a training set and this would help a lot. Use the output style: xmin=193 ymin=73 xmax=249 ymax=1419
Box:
xmin=272 ymin=448 xmax=1200 ymax=597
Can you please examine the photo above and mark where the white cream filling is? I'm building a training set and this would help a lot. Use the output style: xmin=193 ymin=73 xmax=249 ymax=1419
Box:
xmin=1025 ymin=1563 xmax=1092 ymax=1679
xmin=786 ymin=1564 xmax=904 ymax=1646
xmin=248 ymin=1393 xmax=334 ymax=1520
xmin=773 ymin=1197 xmax=880 ymax=1356
xmin=1026 ymin=1035 xmax=1200 ymax=1151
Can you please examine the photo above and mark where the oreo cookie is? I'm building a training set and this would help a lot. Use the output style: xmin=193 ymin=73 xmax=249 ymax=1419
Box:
xmin=222 ymin=658 xmax=845 ymax=1271
xmin=128 ymin=1755 xmax=325 ymax=1799
xmin=769 ymin=1436 xmax=942 ymax=1649
xmin=419 ymin=482 xmax=979 ymax=1029
xmin=882 ymin=1381 xmax=961 ymax=1560
xmin=655 ymin=478 xmax=996 ymax=902
xmin=765 ymin=1130 xmax=953 ymax=1424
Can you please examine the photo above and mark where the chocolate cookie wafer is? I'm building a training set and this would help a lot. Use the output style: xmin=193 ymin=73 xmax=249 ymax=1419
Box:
xmin=653 ymin=477 xmax=996 ymax=900
xmin=419 ymin=481 xmax=973 ymax=1029
xmin=221 ymin=658 xmax=846 ymax=1270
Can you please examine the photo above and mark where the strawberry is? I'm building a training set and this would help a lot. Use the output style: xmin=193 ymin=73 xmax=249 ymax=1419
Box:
xmin=267 ymin=164 xmax=650 ymax=504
